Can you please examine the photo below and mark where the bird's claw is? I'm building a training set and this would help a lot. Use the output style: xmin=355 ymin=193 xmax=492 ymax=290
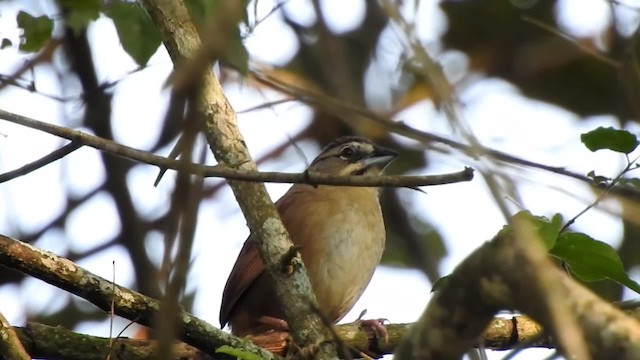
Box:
xmin=359 ymin=318 xmax=389 ymax=344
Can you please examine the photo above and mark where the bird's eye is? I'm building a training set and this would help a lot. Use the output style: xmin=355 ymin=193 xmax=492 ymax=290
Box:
xmin=339 ymin=146 xmax=354 ymax=159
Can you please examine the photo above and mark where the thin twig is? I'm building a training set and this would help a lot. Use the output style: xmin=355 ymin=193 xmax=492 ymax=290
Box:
xmin=0 ymin=39 xmax=62 ymax=93
xmin=0 ymin=142 xmax=81 ymax=183
xmin=236 ymin=97 xmax=297 ymax=114
xmin=107 ymin=260 xmax=116 ymax=360
xmin=158 ymin=93 xmax=204 ymax=360
xmin=522 ymin=15 xmax=622 ymax=68
xmin=248 ymin=69 xmax=598 ymax=183
xmin=0 ymin=108 xmax=473 ymax=187
xmin=561 ymin=154 xmax=640 ymax=232
xmin=382 ymin=2 xmax=591 ymax=359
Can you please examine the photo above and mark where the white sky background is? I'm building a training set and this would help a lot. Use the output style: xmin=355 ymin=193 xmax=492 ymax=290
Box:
xmin=1 ymin=0 xmax=640 ymax=359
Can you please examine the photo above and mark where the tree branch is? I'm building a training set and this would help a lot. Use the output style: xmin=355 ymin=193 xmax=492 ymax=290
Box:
xmin=394 ymin=229 xmax=640 ymax=359
xmin=0 ymin=234 xmax=279 ymax=360
xmin=0 ymin=108 xmax=473 ymax=188
xmin=156 ymin=101 xmax=204 ymax=359
xmin=7 ymin=230 xmax=640 ymax=359
xmin=8 ymin=316 xmax=553 ymax=360
xmin=249 ymin=68 xmax=640 ymax=201
xmin=13 ymin=322 xmax=210 ymax=360
xmin=142 ymin=0 xmax=398 ymax=356
xmin=0 ymin=142 xmax=81 ymax=183
xmin=0 ymin=311 xmax=30 ymax=360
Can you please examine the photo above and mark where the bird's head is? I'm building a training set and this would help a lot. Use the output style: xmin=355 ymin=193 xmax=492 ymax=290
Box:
xmin=308 ymin=136 xmax=398 ymax=176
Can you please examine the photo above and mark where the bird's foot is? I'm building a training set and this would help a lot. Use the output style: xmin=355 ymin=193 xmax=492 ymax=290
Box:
xmin=356 ymin=309 xmax=389 ymax=344
xmin=359 ymin=318 xmax=389 ymax=344
xmin=256 ymin=316 xmax=290 ymax=331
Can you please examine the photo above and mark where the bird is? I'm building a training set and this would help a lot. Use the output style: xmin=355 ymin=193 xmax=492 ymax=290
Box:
xmin=219 ymin=136 xmax=398 ymax=337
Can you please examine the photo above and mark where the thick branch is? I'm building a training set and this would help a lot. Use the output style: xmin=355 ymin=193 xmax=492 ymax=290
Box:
xmin=14 ymin=322 xmax=209 ymax=360
xmin=249 ymin=317 xmax=551 ymax=356
xmin=394 ymin=231 xmax=640 ymax=359
xmin=0 ymin=108 xmax=472 ymax=188
xmin=9 ymin=317 xmax=552 ymax=360
xmin=0 ymin=234 xmax=279 ymax=360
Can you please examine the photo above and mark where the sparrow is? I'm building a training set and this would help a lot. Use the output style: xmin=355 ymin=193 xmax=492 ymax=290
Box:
xmin=219 ymin=136 xmax=398 ymax=336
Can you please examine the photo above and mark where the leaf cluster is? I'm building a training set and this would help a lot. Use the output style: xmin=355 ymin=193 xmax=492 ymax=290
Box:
xmin=10 ymin=0 xmax=248 ymax=70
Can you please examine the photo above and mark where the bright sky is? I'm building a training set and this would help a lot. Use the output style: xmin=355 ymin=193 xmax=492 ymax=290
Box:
xmin=1 ymin=0 xmax=639 ymax=359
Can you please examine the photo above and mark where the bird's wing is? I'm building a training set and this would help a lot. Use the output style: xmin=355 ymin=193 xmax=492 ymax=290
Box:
xmin=218 ymin=185 xmax=310 ymax=327
xmin=218 ymin=237 xmax=264 ymax=327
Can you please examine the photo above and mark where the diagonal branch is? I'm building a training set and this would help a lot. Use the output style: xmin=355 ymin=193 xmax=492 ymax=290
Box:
xmin=394 ymin=229 xmax=640 ymax=360
xmin=0 ymin=311 xmax=30 ymax=360
xmin=122 ymin=0 xmax=338 ymax=356
xmin=0 ymin=234 xmax=280 ymax=360
xmin=156 ymin=102 xmax=204 ymax=359
xmin=0 ymin=142 xmax=81 ymax=183
xmin=249 ymin=68 xmax=640 ymax=201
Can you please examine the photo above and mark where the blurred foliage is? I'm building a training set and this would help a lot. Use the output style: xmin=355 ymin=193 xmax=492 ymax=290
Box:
xmin=441 ymin=0 xmax=633 ymax=119
xmin=186 ymin=0 xmax=250 ymax=73
xmin=15 ymin=11 xmax=53 ymax=52
xmin=12 ymin=0 xmax=247 ymax=69
xmin=3 ymin=0 xmax=640 ymax=335
xmin=104 ymin=1 xmax=162 ymax=67
xmin=58 ymin=0 xmax=101 ymax=34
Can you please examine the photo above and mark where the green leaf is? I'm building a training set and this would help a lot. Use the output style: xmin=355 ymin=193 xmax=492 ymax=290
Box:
xmin=16 ymin=11 xmax=53 ymax=53
xmin=104 ymin=1 xmax=161 ymax=66
xmin=1 ymin=38 xmax=12 ymax=49
xmin=511 ymin=211 xmax=563 ymax=250
xmin=550 ymin=233 xmax=640 ymax=294
xmin=586 ymin=170 xmax=610 ymax=185
xmin=216 ymin=345 xmax=264 ymax=360
xmin=185 ymin=0 xmax=249 ymax=75
xmin=184 ymin=0 xmax=249 ymax=74
xmin=581 ymin=127 xmax=639 ymax=154
xmin=59 ymin=0 xmax=101 ymax=33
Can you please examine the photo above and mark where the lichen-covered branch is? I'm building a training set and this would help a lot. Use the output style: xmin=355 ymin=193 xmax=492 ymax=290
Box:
xmin=13 ymin=323 xmax=209 ymax=360
xmin=250 ymin=317 xmax=551 ymax=357
xmin=395 ymin=230 xmax=640 ymax=359
xmin=8 ymin=317 xmax=553 ymax=360
xmin=0 ymin=234 xmax=279 ymax=360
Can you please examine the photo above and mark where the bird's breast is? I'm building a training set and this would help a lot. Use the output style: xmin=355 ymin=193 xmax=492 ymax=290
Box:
xmin=280 ymin=186 xmax=385 ymax=322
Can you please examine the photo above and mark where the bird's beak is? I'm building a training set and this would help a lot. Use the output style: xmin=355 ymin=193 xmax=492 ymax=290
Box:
xmin=362 ymin=146 xmax=398 ymax=169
